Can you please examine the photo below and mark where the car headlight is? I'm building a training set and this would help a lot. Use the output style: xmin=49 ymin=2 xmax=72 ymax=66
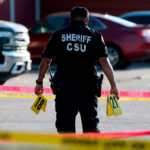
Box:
xmin=0 ymin=31 xmax=13 ymax=37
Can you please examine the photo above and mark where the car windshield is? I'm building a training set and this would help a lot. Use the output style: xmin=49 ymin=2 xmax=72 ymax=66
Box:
xmin=121 ymin=15 xmax=150 ymax=25
xmin=104 ymin=14 xmax=137 ymax=27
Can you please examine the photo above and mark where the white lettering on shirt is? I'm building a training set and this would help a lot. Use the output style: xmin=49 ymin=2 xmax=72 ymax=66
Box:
xmin=61 ymin=34 xmax=91 ymax=52
xmin=67 ymin=43 xmax=72 ymax=51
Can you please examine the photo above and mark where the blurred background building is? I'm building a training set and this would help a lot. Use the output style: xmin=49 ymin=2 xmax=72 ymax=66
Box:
xmin=0 ymin=0 xmax=150 ymax=27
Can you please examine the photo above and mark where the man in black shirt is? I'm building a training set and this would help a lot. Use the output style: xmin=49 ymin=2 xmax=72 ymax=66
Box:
xmin=35 ymin=6 xmax=119 ymax=133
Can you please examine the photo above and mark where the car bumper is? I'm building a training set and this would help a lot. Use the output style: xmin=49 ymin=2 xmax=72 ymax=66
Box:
xmin=0 ymin=50 xmax=32 ymax=75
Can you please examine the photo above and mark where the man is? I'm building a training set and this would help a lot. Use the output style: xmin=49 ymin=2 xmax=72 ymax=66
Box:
xmin=35 ymin=6 xmax=119 ymax=133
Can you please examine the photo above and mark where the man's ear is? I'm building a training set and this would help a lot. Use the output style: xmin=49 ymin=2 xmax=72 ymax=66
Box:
xmin=86 ymin=18 xmax=89 ymax=25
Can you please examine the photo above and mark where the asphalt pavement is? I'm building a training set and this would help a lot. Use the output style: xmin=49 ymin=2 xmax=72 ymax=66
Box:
xmin=0 ymin=62 xmax=150 ymax=139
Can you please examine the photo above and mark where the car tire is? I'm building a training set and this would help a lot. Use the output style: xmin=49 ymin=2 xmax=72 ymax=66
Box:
xmin=0 ymin=80 xmax=6 ymax=85
xmin=107 ymin=45 xmax=130 ymax=69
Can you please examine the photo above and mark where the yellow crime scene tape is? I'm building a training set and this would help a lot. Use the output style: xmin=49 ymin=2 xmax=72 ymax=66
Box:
xmin=0 ymin=130 xmax=150 ymax=150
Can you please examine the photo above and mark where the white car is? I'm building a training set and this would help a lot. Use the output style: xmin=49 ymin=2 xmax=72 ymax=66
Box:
xmin=0 ymin=20 xmax=32 ymax=84
xmin=120 ymin=11 xmax=150 ymax=25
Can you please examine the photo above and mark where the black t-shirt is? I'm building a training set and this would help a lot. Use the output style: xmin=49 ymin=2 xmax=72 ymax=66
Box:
xmin=42 ymin=21 xmax=108 ymax=84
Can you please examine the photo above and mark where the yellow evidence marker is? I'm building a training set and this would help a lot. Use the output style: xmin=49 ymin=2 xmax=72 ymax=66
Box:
xmin=107 ymin=94 xmax=122 ymax=117
xmin=31 ymin=94 xmax=47 ymax=115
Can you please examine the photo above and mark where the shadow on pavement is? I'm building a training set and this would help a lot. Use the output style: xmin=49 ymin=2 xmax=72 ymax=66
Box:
xmin=125 ymin=62 xmax=150 ymax=70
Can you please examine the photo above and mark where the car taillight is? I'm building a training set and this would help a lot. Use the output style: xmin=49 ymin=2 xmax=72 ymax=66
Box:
xmin=136 ymin=29 xmax=150 ymax=43
xmin=136 ymin=29 xmax=150 ymax=37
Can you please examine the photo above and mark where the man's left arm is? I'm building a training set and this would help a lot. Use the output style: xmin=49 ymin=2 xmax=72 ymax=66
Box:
xmin=99 ymin=57 xmax=120 ymax=99
xmin=95 ymin=32 xmax=119 ymax=99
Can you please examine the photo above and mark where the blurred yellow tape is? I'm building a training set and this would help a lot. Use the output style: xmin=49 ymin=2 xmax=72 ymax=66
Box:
xmin=0 ymin=131 xmax=150 ymax=150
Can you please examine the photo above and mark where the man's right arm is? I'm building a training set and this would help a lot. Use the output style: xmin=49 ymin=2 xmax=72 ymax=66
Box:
xmin=35 ymin=58 xmax=52 ymax=95
xmin=99 ymin=57 xmax=120 ymax=99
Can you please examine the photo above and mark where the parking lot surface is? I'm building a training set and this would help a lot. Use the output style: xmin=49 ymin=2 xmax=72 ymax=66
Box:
xmin=0 ymin=62 xmax=150 ymax=139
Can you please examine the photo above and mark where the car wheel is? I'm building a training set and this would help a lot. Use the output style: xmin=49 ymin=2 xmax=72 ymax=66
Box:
xmin=0 ymin=80 xmax=6 ymax=85
xmin=107 ymin=45 xmax=129 ymax=69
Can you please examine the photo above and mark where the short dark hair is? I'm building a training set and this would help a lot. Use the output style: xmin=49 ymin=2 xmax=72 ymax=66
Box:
xmin=70 ymin=6 xmax=89 ymax=20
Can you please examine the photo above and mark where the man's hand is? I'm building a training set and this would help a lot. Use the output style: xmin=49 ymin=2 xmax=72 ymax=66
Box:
xmin=110 ymin=86 xmax=120 ymax=100
xmin=35 ymin=84 xmax=44 ymax=95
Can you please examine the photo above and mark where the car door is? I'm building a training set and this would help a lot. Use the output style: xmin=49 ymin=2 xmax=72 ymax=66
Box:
xmin=28 ymin=15 xmax=69 ymax=60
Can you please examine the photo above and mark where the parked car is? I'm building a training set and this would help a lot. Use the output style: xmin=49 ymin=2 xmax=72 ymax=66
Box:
xmin=0 ymin=20 xmax=32 ymax=84
xmin=120 ymin=11 xmax=150 ymax=25
xmin=28 ymin=12 xmax=150 ymax=68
